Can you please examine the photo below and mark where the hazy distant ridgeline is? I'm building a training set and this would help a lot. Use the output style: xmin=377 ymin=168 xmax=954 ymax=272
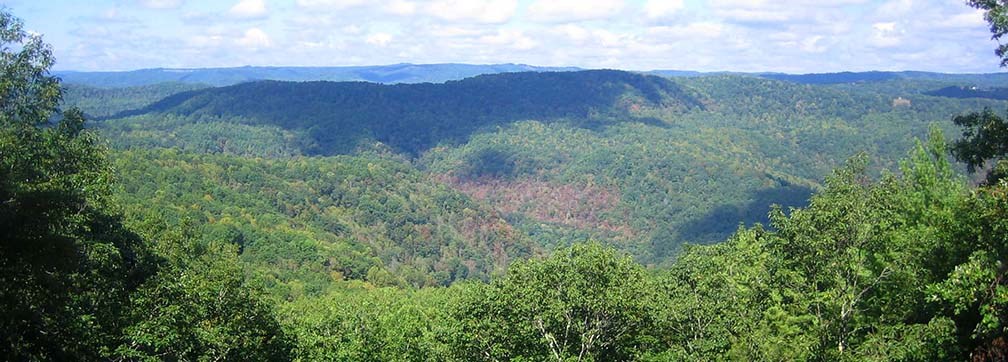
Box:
xmin=55 ymin=63 xmax=580 ymax=88
xmin=58 ymin=63 xmax=1008 ymax=89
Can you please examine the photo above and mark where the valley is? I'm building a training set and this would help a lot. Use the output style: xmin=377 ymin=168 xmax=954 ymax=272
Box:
xmin=6 ymin=1 xmax=1008 ymax=358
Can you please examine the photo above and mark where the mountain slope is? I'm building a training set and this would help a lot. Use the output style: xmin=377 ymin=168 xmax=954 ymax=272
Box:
xmin=61 ymin=82 xmax=209 ymax=118
xmin=96 ymin=70 xmax=1008 ymax=263
xmin=113 ymin=149 xmax=534 ymax=294
xmin=105 ymin=70 xmax=704 ymax=155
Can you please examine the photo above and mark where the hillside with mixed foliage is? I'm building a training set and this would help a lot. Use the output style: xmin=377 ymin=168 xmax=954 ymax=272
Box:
xmin=61 ymin=82 xmax=209 ymax=118
xmin=91 ymin=70 xmax=1008 ymax=262
xmin=113 ymin=149 xmax=533 ymax=293
xmin=4 ymin=2 xmax=1008 ymax=360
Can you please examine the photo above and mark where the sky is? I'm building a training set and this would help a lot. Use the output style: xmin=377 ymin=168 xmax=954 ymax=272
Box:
xmin=3 ymin=0 xmax=1004 ymax=73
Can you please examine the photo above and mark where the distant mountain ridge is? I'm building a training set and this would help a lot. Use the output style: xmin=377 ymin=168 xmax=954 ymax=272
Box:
xmin=55 ymin=63 xmax=581 ymax=87
xmin=59 ymin=63 xmax=1008 ymax=89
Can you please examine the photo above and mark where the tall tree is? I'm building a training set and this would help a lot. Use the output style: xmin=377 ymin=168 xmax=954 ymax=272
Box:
xmin=946 ymin=2 xmax=1008 ymax=184
xmin=969 ymin=0 xmax=1008 ymax=66
xmin=449 ymin=243 xmax=657 ymax=361
xmin=951 ymin=108 xmax=1008 ymax=184
xmin=0 ymin=9 xmax=155 ymax=359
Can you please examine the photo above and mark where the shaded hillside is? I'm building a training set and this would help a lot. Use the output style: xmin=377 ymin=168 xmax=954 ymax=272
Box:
xmin=925 ymin=85 xmax=1008 ymax=100
xmin=55 ymin=63 xmax=580 ymax=87
xmin=759 ymin=71 xmax=903 ymax=84
xmin=61 ymin=82 xmax=209 ymax=118
xmin=106 ymin=70 xmax=704 ymax=155
xmin=758 ymin=70 xmax=1008 ymax=87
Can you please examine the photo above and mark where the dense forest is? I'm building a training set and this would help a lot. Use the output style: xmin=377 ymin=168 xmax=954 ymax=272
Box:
xmin=75 ymin=66 xmax=1008 ymax=261
xmin=5 ymin=2 xmax=1008 ymax=360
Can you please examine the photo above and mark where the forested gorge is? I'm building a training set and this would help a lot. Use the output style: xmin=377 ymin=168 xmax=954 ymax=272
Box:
xmin=4 ymin=3 xmax=1008 ymax=361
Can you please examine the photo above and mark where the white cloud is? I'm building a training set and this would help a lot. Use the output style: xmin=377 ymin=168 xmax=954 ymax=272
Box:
xmin=342 ymin=25 xmax=364 ymax=35
xmin=644 ymin=0 xmax=683 ymax=19
xmin=229 ymin=0 xmax=268 ymax=19
xmin=706 ymin=0 xmax=867 ymax=25
xmin=385 ymin=0 xmax=417 ymax=15
xmin=800 ymin=35 xmax=826 ymax=53
xmin=716 ymin=8 xmax=790 ymax=23
xmin=876 ymin=0 xmax=913 ymax=16
xmin=38 ymin=0 xmax=1008 ymax=73
xmin=427 ymin=25 xmax=488 ymax=38
xmin=139 ymin=0 xmax=183 ymax=9
xmin=938 ymin=9 xmax=986 ymax=29
xmin=588 ymin=28 xmax=630 ymax=47
xmin=477 ymin=29 xmax=537 ymax=50
xmin=188 ymin=34 xmax=225 ymax=48
xmin=426 ymin=0 xmax=518 ymax=23
xmin=647 ymin=22 xmax=724 ymax=39
xmin=366 ymin=32 xmax=393 ymax=47
xmin=873 ymin=22 xmax=895 ymax=32
xmin=237 ymin=27 xmax=272 ymax=49
xmin=869 ymin=22 xmax=901 ymax=48
xmin=296 ymin=0 xmax=368 ymax=10
xmin=526 ymin=0 xmax=625 ymax=23
xmin=553 ymin=24 xmax=590 ymax=42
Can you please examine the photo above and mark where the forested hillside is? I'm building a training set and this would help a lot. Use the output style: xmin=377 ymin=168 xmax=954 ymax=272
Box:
xmin=103 ymin=70 xmax=703 ymax=155
xmin=61 ymin=82 xmax=209 ymax=118
xmin=4 ymin=2 xmax=1008 ymax=360
xmin=91 ymin=70 xmax=1008 ymax=261
xmin=113 ymin=149 xmax=532 ymax=293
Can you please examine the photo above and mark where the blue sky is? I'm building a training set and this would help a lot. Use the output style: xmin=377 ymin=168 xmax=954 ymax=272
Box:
xmin=3 ymin=0 xmax=1004 ymax=73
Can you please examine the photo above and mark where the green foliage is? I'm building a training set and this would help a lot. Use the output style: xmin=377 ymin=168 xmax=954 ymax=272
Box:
xmin=100 ymin=113 xmax=313 ymax=157
xmin=61 ymin=82 xmax=207 ymax=118
xmin=91 ymin=67 xmax=1008 ymax=263
xmin=969 ymin=0 xmax=1008 ymax=66
xmin=110 ymin=149 xmax=534 ymax=295
xmin=0 ymin=10 xmax=59 ymax=126
xmin=448 ymin=243 xmax=657 ymax=361
xmin=0 ymin=10 xmax=157 ymax=359
xmin=933 ymin=182 xmax=1008 ymax=358
xmin=281 ymin=283 xmax=453 ymax=361
xmin=103 ymin=70 xmax=702 ymax=156
xmin=117 ymin=224 xmax=292 ymax=361
xmin=6 ymin=3 xmax=1008 ymax=359
xmin=0 ymin=10 xmax=297 ymax=360
xmin=951 ymin=107 xmax=1008 ymax=183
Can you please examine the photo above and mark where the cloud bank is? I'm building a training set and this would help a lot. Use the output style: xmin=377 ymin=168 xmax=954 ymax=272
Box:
xmin=6 ymin=0 xmax=1001 ymax=73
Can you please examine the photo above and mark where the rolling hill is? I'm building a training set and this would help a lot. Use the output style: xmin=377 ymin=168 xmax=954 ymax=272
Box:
xmin=91 ymin=70 xmax=1008 ymax=265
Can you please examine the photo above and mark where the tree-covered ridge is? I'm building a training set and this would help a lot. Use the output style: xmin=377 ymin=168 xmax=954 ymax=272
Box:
xmin=104 ymin=70 xmax=704 ymax=155
xmin=756 ymin=70 xmax=1008 ymax=86
xmin=60 ymin=82 xmax=208 ymax=118
xmin=112 ymin=149 xmax=534 ymax=293
xmin=89 ymin=69 xmax=1008 ymax=261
